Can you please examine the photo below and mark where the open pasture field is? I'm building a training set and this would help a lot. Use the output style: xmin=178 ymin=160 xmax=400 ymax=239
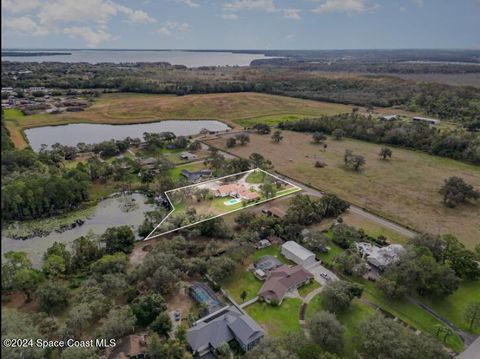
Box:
xmin=206 ymin=132 xmax=480 ymax=248
xmin=4 ymin=92 xmax=352 ymax=149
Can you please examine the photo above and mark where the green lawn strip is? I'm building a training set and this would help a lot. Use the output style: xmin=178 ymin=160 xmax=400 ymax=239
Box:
xmin=4 ymin=108 xmax=24 ymax=121
xmin=298 ymin=281 xmax=321 ymax=297
xmin=317 ymin=242 xmax=344 ymax=266
xmin=357 ymin=279 xmax=464 ymax=352
xmin=245 ymin=170 xmax=266 ymax=184
xmin=246 ymin=298 xmax=303 ymax=336
xmin=305 ymin=293 xmax=375 ymax=357
xmin=234 ymin=114 xmax=315 ymax=128
xmin=221 ymin=266 xmax=263 ymax=303
xmin=419 ymin=281 xmax=480 ymax=335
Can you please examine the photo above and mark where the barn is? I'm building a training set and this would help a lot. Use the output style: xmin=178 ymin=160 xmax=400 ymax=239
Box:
xmin=281 ymin=241 xmax=316 ymax=267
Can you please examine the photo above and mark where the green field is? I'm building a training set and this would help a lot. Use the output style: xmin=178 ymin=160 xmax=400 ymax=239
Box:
xmin=356 ymin=279 xmax=464 ymax=352
xmin=298 ymin=281 xmax=321 ymax=297
xmin=246 ymin=298 xmax=303 ymax=336
xmin=221 ymin=267 xmax=263 ymax=303
xmin=167 ymin=162 xmax=207 ymax=182
xmin=306 ymin=294 xmax=376 ymax=357
xmin=207 ymin=131 xmax=480 ymax=248
xmin=420 ymin=281 xmax=480 ymax=335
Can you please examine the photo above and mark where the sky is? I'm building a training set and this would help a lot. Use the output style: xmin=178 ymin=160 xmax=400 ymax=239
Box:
xmin=2 ymin=0 xmax=480 ymax=50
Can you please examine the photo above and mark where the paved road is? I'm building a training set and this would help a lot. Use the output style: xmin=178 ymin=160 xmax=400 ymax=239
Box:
xmin=273 ymin=172 xmax=418 ymax=239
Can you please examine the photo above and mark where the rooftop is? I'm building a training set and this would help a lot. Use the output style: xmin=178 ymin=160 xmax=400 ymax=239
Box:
xmin=282 ymin=241 xmax=315 ymax=261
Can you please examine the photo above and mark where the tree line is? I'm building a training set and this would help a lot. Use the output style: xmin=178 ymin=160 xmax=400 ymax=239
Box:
xmin=278 ymin=114 xmax=480 ymax=164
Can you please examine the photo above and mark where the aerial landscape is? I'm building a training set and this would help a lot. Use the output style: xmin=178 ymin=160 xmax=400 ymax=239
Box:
xmin=1 ymin=1 xmax=480 ymax=359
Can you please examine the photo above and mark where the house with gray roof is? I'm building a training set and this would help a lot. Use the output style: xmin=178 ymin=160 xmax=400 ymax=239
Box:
xmin=187 ymin=306 xmax=264 ymax=357
xmin=180 ymin=169 xmax=212 ymax=183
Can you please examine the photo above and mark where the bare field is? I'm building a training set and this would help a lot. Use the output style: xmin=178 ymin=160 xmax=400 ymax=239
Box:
xmin=206 ymin=132 xmax=480 ymax=248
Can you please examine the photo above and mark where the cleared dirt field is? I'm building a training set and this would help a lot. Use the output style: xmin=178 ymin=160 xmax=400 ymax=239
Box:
xmin=206 ymin=132 xmax=480 ymax=248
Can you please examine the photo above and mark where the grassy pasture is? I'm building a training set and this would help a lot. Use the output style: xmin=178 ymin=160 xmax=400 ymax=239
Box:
xmin=206 ymin=132 xmax=480 ymax=248
xmin=4 ymin=92 xmax=352 ymax=149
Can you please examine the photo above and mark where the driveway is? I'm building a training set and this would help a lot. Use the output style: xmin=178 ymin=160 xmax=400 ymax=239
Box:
xmin=305 ymin=261 xmax=339 ymax=286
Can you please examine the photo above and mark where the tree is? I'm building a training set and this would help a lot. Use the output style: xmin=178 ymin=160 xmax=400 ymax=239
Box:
xmin=319 ymin=193 xmax=350 ymax=217
xmin=226 ymin=137 xmax=236 ymax=148
xmin=358 ymin=314 xmax=449 ymax=359
xmin=150 ymin=311 xmax=172 ymax=336
xmin=253 ymin=123 xmax=271 ymax=134
xmin=240 ymin=290 xmax=248 ymax=302
xmin=60 ymin=347 xmax=99 ymax=359
xmin=101 ymin=226 xmax=135 ymax=254
xmin=312 ymin=132 xmax=327 ymax=144
xmin=332 ymin=128 xmax=345 ymax=140
xmin=150 ymin=266 xmax=180 ymax=295
xmin=42 ymin=254 xmax=66 ymax=277
xmin=271 ymin=130 xmax=284 ymax=143
xmin=236 ymin=133 xmax=250 ymax=145
xmin=91 ymin=252 xmax=129 ymax=277
xmin=331 ymin=224 xmax=361 ymax=249
xmin=307 ymin=311 xmax=344 ymax=353
xmin=207 ymin=256 xmax=236 ymax=283
xmin=97 ymin=306 xmax=136 ymax=339
xmin=379 ymin=146 xmax=393 ymax=160
xmin=246 ymin=337 xmax=297 ymax=359
xmin=37 ymin=281 xmax=69 ymax=314
xmin=260 ymin=178 xmax=277 ymax=198
xmin=440 ymin=176 xmax=479 ymax=208
xmin=344 ymin=150 xmax=366 ymax=171
xmin=132 ymin=291 xmax=167 ymax=326
xmin=12 ymin=268 xmax=43 ymax=302
xmin=249 ymin=152 xmax=273 ymax=170
xmin=70 ymin=235 xmax=102 ymax=271
xmin=189 ymin=141 xmax=201 ymax=151
xmin=322 ymin=280 xmax=363 ymax=313
xmin=334 ymin=251 xmax=367 ymax=276
xmin=67 ymin=302 xmax=94 ymax=336
xmin=464 ymin=302 xmax=480 ymax=331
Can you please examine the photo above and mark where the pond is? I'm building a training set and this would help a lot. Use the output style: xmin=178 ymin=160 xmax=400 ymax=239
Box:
xmin=25 ymin=120 xmax=231 ymax=151
xmin=1 ymin=193 xmax=156 ymax=267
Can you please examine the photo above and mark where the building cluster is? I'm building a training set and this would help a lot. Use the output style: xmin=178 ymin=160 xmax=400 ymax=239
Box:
xmin=380 ymin=114 xmax=441 ymax=125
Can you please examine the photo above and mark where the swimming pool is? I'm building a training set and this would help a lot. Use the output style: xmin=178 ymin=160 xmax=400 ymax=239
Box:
xmin=224 ymin=198 xmax=241 ymax=206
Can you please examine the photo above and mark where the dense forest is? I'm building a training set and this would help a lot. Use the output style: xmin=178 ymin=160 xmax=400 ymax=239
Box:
xmin=3 ymin=61 xmax=480 ymax=123
xmin=278 ymin=114 xmax=480 ymax=164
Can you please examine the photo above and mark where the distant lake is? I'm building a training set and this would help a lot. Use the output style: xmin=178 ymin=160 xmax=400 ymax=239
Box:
xmin=1 ymin=50 xmax=275 ymax=67
xmin=25 ymin=120 xmax=230 ymax=150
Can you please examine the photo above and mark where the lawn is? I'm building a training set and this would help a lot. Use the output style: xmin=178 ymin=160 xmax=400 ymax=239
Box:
xmin=245 ymin=170 xmax=265 ymax=184
xmin=298 ymin=281 xmax=321 ymax=297
xmin=420 ymin=281 xmax=480 ymax=335
xmin=246 ymin=298 xmax=303 ymax=336
xmin=167 ymin=162 xmax=207 ymax=182
xmin=305 ymin=294 xmax=376 ymax=357
xmin=206 ymin=131 xmax=480 ymax=248
xmin=221 ymin=267 xmax=263 ymax=303
xmin=356 ymin=279 xmax=465 ymax=352
xmin=251 ymin=245 xmax=292 ymax=264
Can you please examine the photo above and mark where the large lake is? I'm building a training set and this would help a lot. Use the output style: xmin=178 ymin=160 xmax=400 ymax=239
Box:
xmin=2 ymin=50 xmax=274 ymax=67
xmin=25 ymin=120 xmax=230 ymax=151
xmin=1 ymin=193 xmax=156 ymax=268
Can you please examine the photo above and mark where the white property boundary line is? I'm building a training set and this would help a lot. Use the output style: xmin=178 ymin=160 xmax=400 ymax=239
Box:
xmin=144 ymin=168 xmax=301 ymax=240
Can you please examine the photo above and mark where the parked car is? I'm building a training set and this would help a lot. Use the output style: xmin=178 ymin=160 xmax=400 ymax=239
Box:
xmin=174 ymin=309 xmax=181 ymax=321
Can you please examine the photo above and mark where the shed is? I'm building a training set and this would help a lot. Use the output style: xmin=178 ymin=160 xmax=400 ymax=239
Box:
xmin=281 ymin=241 xmax=316 ymax=267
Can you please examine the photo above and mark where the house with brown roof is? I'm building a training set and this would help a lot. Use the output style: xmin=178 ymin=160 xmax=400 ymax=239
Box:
xmin=258 ymin=265 xmax=314 ymax=305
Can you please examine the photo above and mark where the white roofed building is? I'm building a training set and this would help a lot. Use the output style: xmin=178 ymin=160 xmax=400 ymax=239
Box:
xmin=281 ymin=241 xmax=316 ymax=267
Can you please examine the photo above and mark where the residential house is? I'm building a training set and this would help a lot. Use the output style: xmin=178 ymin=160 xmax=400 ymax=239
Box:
xmin=380 ymin=115 xmax=399 ymax=121
xmin=214 ymin=184 xmax=260 ymax=201
xmin=355 ymin=242 xmax=405 ymax=271
xmin=254 ymin=255 xmax=282 ymax=280
xmin=263 ymin=206 xmax=287 ymax=219
xmin=180 ymin=169 xmax=212 ymax=183
xmin=187 ymin=306 xmax=264 ymax=357
xmin=258 ymin=265 xmax=313 ymax=304
xmin=281 ymin=241 xmax=316 ymax=267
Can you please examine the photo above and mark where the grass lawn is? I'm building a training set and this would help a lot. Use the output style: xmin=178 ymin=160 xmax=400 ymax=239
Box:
xmin=245 ymin=170 xmax=265 ymax=184
xmin=420 ymin=281 xmax=480 ymax=335
xmin=246 ymin=298 xmax=303 ymax=336
xmin=356 ymin=279 xmax=464 ymax=352
xmin=167 ymin=162 xmax=206 ymax=182
xmin=305 ymin=294 xmax=376 ymax=357
xmin=221 ymin=266 xmax=263 ymax=303
xmin=298 ymin=281 xmax=321 ymax=297
xmin=235 ymin=114 xmax=313 ymax=128
xmin=206 ymin=131 xmax=480 ymax=248
xmin=251 ymin=245 xmax=292 ymax=264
